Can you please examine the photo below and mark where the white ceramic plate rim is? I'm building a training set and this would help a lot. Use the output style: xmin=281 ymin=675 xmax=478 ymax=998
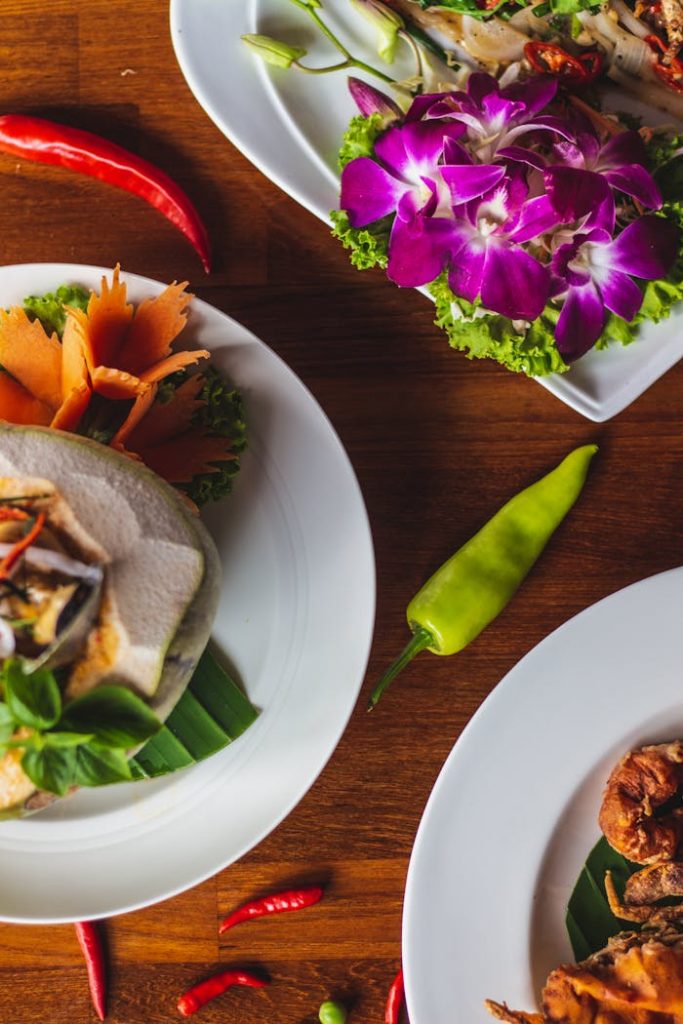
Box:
xmin=170 ymin=0 xmax=683 ymax=423
xmin=402 ymin=565 xmax=683 ymax=1024
xmin=0 ymin=262 xmax=375 ymax=923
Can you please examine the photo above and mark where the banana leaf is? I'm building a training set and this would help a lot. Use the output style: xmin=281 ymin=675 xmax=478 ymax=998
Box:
xmin=565 ymin=837 xmax=638 ymax=960
xmin=130 ymin=647 xmax=258 ymax=779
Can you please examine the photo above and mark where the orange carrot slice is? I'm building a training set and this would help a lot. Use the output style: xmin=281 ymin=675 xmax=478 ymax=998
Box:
xmin=134 ymin=434 xmax=235 ymax=484
xmin=140 ymin=348 xmax=209 ymax=384
xmin=111 ymin=383 xmax=158 ymax=446
xmin=90 ymin=365 xmax=149 ymax=400
xmin=0 ymin=512 xmax=46 ymax=580
xmin=126 ymin=375 xmax=205 ymax=449
xmin=78 ymin=264 xmax=133 ymax=372
xmin=116 ymin=281 xmax=193 ymax=376
xmin=0 ymin=371 xmax=54 ymax=426
xmin=0 ymin=308 xmax=62 ymax=410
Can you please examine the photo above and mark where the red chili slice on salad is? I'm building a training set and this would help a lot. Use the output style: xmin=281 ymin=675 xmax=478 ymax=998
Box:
xmin=645 ymin=34 xmax=683 ymax=90
xmin=577 ymin=49 xmax=605 ymax=81
xmin=524 ymin=42 xmax=589 ymax=81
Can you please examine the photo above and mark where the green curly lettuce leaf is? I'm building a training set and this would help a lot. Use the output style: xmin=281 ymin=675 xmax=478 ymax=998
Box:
xmin=330 ymin=210 xmax=390 ymax=270
xmin=429 ymin=274 xmax=570 ymax=376
xmin=23 ymin=284 xmax=91 ymax=339
xmin=176 ymin=366 xmax=247 ymax=507
xmin=338 ymin=112 xmax=386 ymax=170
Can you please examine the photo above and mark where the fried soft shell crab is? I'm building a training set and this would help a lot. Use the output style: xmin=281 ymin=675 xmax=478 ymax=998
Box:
xmin=486 ymin=740 xmax=683 ymax=1024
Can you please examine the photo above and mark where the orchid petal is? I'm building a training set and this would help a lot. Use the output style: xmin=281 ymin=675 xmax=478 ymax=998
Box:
xmin=508 ymin=195 xmax=561 ymax=244
xmin=603 ymin=165 xmax=662 ymax=211
xmin=496 ymin=145 xmax=547 ymax=171
xmin=441 ymin=163 xmax=507 ymax=204
xmin=396 ymin=182 xmax=437 ymax=220
xmin=340 ymin=157 xmax=404 ymax=227
xmin=375 ymin=120 xmax=462 ymax=178
xmin=595 ymin=268 xmax=644 ymax=321
xmin=600 ymin=130 xmax=648 ymax=170
xmin=407 ymin=91 xmax=455 ymax=122
xmin=545 ymin=167 xmax=615 ymax=232
xmin=467 ymin=73 xmax=500 ymax=105
xmin=386 ymin=215 xmax=452 ymax=287
xmin=502 ymin=75 xmax=558 ymax=117
xmin=481 ymin=93 xmax=525 ymax=132
xmin=552 ymin=140 xmax=585 ymax=168
xmin=555 ymin=282 xmax=606 ymax=361
xmin=448 ymin=237 xmax=487 ymax=304
xmin=575 ymin=131 xmax=600 ymax=166
xmin=480 ymin=242 xmax=550 ymax=321
xmin=593 ymin=215 xmax=678 ymax=280
xmin=443 ymin=137 xmax=473 ymax=165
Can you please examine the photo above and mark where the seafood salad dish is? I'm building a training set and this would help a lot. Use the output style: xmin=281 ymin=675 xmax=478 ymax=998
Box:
xmin=0 ymin=270 xmax=255 ymax=816
xmin=487 ymin=739 xmax=683 ymax=1024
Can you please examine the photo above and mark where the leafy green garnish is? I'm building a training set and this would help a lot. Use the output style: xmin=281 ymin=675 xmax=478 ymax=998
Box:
xmin=4 ymin=659 xmax=61 ymax=731
xmin=417 ymin=0 xmax=601 ymax=16
xmin=338 ymin=113 xmax=386 ymax=170
xmin=73 ymin=742 xmax=133 ymax=787
xmin=22 ymin=746 xmax=77 ymax=797
xmin=23 ymin=285 xmax=90 ymax=339
xmin=566 ymin=836 xmax=637 ymax=961
xmin=60 ymin=685 xmax=161 ymax=749
xmin=330 ymin=210 xmax=391 ymax=270
xmin=429 ymin=275 xmax=571 ymax=376
xmin=177 ymin=366 xmax=247 ymax=507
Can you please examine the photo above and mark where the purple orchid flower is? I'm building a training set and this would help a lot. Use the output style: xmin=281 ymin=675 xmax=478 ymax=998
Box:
xmin=552 ymin=130 xmax=662 ymax=210
xmin=418 ymin=74 xmax=575 ymax=163
xmin=387 ymin=170 xmax=555 ymax=320
xmin=340 ymin=119 xmax=468 ymax=227
xmin=550 ymin=215 xmax=678 ymax=360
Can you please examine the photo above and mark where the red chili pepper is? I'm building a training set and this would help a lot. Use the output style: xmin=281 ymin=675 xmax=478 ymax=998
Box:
xmin=0 ymin=511 xmax=45 ymax=581
xmin=177 ymin=970 xmax=268 ymax=1016
xmin=577 ymin=49 xmax=604 ymax=82
xmin=385 ymin=968 xmax=405 ymax=1024
xmin=0 ymin=115 xmax=211 ymax=272
xmin=74 ymin=921 xmax=107 ymax=1021
xmin=218 ymin=885 xmax=324 ymax=933
xmin=645 ymin=34 xmax=683 ymax=90
xmin=525 ymin=41 xmax=588 ymax=80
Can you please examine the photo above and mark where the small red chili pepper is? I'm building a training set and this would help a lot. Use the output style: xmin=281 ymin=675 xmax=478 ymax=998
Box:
xmin=0 ymin=511 xmax=45 ymax=581
xmin=577 ymin=49 xmax=604 ymax=82
xmin=177 ymin=969 xmax=268 ymax=1016
xmin=0 ymin=115 xmax=211 ymax=272
xmin=525 ymin=41 xmax=588 ymax=80
xmin=74 ymin=921 xmax=107 ymax=1021
xmin=385 ymin=968 xmax=405 ymax=1024
xmin=645 ymin=34 xmax=683 ymax=90
xmin=218 ymin=885 xmax=324 ymax=933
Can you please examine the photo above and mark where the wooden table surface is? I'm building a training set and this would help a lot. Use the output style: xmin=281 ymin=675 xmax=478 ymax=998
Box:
xmin=1 ymin=1 xmax=683 ymax=1021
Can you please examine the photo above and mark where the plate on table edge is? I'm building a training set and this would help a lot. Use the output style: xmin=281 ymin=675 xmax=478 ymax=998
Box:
xmin=402 ymin=566 xmax=683 ymax=1024
xmin=170 ymin=0 xmax=683 ymax=423
xmin=0 ymin=263 xmax=375 ymax=924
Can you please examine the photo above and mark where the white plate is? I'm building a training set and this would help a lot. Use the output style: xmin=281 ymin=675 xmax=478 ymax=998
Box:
xmin=170 ymin=0 xmax=683 ymax=422
xmin=0 ymin=263 xmax=375 ymax=923
xmin=402 ymin=566 xmax=683 ymax=1024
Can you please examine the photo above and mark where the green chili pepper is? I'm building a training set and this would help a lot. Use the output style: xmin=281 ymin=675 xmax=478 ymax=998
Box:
xmin=319 ymin=999 xmax=348 ymax=1024
xmin=369 ymin=444 xmax=597 ymax=709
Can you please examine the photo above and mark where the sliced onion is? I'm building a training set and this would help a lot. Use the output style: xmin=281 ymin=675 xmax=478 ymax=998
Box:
xmin=607 ymin=62 xmax=683 ymax=117
xmin=612 ymin=30 xmax=654 ymax=74
xmin=0 ymin=545 xmax=104 ymax=585
xmin=0 ymin=619 xmax=15 ymax=659
xmin=609 ymin=0 xmax=650 ymax=38
xmin=576 ymin=12 xmax=616 ymax=55
xmin=498 ymin=60 xmax=523 ymax=87
xmin=461 ymin=15 xmax=530 ymax=64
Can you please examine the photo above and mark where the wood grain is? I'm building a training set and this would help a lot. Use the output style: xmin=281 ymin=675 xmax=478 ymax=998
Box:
xmin=0 ymin=1 xmax=682 ymax=1022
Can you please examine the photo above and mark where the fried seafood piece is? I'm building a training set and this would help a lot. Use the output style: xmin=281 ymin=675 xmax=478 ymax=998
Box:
xmin=660 ymin=0 xmax=683 ymax=64
xmin=486 ymin=924 xmax=683 ymax=1024
xmin=598 ymin=741 xmax=683 ymax=865
xmin=605 ymin=865 xmax=683 ymax=924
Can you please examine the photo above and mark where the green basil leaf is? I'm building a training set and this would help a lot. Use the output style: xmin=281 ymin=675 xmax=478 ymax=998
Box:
xmin=0 ymin=702 xmax=15 ymax=743
xmin=566 ymin=836 xmax=638 ymax=960
xmin=60 ymin=686 xmax=161 ymax=748
xmin=21 ymin=746 xmax=76 ymax=796
xmin=43 ymin=732 xmax=95 ymax=749
xmin=74 ymin=742 xmax=133 ymax=787
xmin=4 ymin=660 xmax=61 ymax=730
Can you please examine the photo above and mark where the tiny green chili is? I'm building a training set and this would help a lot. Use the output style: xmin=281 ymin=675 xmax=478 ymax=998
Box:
xmin=319 ymin=1000 xmax=348 ymax=1024
xmin=369 ymin=444 xmax=597 ymax=708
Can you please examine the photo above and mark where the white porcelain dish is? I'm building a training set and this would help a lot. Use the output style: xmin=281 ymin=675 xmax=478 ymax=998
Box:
xmin=170 ymin=0 xmax=683 ymax=422
xmin=0 ymin=263 xmax=375 ymax=923
xmin=402 ymin=566 xmax=683 ymax=1024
